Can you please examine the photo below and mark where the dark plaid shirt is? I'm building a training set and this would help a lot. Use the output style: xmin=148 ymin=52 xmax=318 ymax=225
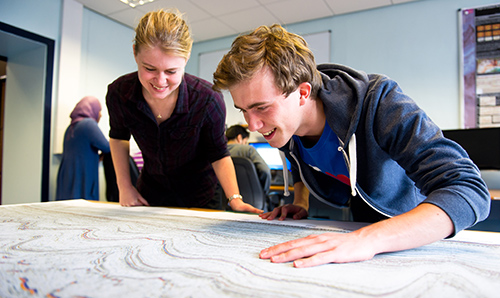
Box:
xmin=106 ymin=72 xmax=229 ymax=207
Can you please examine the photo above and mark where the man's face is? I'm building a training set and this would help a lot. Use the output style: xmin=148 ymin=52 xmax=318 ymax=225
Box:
xmin=229 ymin=67 xmax=303 ymax=148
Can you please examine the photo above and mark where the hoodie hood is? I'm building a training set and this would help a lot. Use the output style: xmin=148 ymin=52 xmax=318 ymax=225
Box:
xmin=280 ymin=64 xmax=369 ymax=199
xmin=317 ymin=64 xmax=370 ymax=149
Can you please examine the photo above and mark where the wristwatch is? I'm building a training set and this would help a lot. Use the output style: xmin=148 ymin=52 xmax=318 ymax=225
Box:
xmin=228 ymin=194 xmax=243 ymax=204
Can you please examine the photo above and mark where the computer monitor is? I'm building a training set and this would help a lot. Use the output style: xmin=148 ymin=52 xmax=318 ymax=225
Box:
xmin=442 ymin=127 xmax=500 ymax=170
xmin=249 ymin=142 xmax=291 ymax=170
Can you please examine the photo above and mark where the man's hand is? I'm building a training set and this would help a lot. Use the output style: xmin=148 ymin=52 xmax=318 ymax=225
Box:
xmin=230 ymin=198 xmax=263 ymax=214
xmin=259 ymin=230 xmax=377 ymax=268
xmin=259 ymin=203 xmax=454 ymax=268
xmin=259 ymin=204 xmax=308 ymax=220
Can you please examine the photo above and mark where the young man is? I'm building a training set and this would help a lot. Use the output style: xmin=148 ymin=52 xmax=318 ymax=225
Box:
xmin=213 ymin=24 xmax=490 ymax=268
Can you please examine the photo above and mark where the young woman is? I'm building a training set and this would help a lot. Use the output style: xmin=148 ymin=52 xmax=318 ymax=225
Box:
xmin=106 ymin=9 xmax=260 ymax=213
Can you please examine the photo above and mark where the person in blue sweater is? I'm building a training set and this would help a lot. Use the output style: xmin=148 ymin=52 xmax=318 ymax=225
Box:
xmin=213 ymin=24 xmax=491 ymax=267
xmin=56 ymin=96 xmax=110 ymax=201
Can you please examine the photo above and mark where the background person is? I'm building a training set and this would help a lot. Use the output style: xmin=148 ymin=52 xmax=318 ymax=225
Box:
xmin=213 ymin=24 xmax=490 ymax=267
xmin=106 ymin=9 xmax=260 ymax=213
xmin=56 ymin=96 xmax=110 ymax=201
xmin=226 ymin=125 xmax=271 ymax=194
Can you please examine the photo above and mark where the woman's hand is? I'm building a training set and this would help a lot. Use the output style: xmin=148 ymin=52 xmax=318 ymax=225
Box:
xmin=119 ymin=186 xmax=150 ymax=207
xmin=229 ymin=198 xmax=263 ymax=214
xmin=259 ymin=204 xmax=308 ymax=221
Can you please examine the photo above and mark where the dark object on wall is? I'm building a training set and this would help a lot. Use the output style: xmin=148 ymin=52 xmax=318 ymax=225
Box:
xmin=442 ymin=127 xmax=500 ymax=169
xmin=102 ymin=153 xmax=140 ymax=202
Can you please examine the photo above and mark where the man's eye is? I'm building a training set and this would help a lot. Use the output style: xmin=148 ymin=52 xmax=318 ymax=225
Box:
xmin=145 ymin=67 xmax=155 ymax=71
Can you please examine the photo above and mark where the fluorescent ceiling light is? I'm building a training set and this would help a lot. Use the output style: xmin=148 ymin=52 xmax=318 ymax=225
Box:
xmin=120 ymin=0 xmax=155 ymax=8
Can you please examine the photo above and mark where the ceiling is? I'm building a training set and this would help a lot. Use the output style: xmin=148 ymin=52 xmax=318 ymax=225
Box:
xmin=75 ymin=0 xmax=419 ymax=42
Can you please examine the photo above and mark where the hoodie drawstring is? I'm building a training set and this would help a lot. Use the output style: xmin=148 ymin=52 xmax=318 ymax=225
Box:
xmin=348 ymin=134 xmax=357 ymax=197
xmin=279 ymin=150 xmax=290 ymax=197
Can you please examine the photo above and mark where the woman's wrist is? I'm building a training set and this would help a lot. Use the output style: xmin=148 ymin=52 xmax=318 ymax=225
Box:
xmin=228 ymin=194 xmax=243 ymax=204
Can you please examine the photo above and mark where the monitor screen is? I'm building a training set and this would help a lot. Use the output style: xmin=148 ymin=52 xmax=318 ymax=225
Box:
xmin=249 ymin=142 xmax=291 ymax=170
xmin=442 ymin=128 xmax=500 ymax=170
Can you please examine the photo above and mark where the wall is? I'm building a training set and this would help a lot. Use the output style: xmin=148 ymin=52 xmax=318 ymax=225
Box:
xmin=0 ymin=0 xmax=61 ymax=204
xmin=79 ymin=8 xmax=136 ymax=150
xmin=1 ymin=40 xmax=46 ymax=204
xmin=187 ymin=0 xmax=500 ymax=130
xmin=1 ymin=0 xmax=499 ymax=203
xmin=78 ymin=7 xmax=137 ymax=202
xmin=0 ymin=0 xmax=135 ymax=203
xmin=0 ymin=0 xmax=61 ymax=41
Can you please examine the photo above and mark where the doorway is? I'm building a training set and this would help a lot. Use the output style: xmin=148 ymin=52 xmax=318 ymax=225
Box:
xmin=0 ymin=22 xmax=54 ymax=204
xmin=0 ymin=57 xmax=6 ymax=204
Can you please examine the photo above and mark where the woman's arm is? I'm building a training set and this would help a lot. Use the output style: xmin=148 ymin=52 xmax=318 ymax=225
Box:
xmin=109 ymin=138 xmax=149 ymax=207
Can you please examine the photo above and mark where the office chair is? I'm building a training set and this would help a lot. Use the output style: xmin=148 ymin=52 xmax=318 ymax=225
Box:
xmin=231 ymin=156 xmax=267 ymax=211
xmin=102 ymin=152 xmax=140 ymax=202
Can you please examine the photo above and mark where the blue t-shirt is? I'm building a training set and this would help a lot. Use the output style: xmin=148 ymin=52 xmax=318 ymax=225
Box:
xmin=293 ymin=122 xmax=350 ymax=186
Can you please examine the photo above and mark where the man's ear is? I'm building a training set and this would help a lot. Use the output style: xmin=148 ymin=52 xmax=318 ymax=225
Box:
xmin=298 ymin=82 xmax=312 ymax=106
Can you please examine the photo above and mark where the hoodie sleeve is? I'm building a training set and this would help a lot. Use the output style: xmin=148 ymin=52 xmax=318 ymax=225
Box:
xmin=367 ymin=75 xmax=490 ymax=235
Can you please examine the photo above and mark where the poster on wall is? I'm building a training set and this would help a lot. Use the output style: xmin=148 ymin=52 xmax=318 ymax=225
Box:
xmin=460 ymin=4 xmax=500 ymax=128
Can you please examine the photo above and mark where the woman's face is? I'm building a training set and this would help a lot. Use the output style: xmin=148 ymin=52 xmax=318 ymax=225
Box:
xmin=134 ymin=45 xmax=187 ymax=101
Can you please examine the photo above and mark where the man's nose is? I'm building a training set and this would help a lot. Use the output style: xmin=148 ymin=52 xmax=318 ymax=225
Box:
xmin=245 ymin=112 xmax=263 ymax=132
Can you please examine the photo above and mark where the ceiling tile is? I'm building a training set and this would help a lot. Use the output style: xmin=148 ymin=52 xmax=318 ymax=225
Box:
xmin=75 ymin=0 xmax=129 ymax=15
xmin=257 ymin=0 xmax=284 ymax=4
xmin=266 ymin=0 xmax=334 ymax=24
xmin=108 ymin=8 xmax=146 ymax=28
xmin=193 ymin=0 xmax=261 ymax=17
xmin=75 ymin=0 xmax=422 ymax=43
xmin=135 ymin=0 xmax=211 ymax=22
xmin=217 ymin=6 xmax=281 ymax=33
xmin=391 ymin=0 xmax=418 ymax=4
xmin=190 ymin=18 xmax=238 ymax=42
xmin=324 ymin=0 xmax=392 ymax=15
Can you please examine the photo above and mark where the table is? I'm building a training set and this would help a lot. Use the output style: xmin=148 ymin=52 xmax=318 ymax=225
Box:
xmin=1 ymin=200 xmax=499 ymax=297
xmin=490 ymin=189 xmax=500 ymax=200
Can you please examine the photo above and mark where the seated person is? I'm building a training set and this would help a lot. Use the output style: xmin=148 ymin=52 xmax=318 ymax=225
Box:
xmin=226 ymin=125 xmax=271 ymax=194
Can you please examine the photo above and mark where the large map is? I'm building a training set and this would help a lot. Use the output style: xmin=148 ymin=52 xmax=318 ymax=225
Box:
xmin=1 ymin=200 xmax=499 ymax=297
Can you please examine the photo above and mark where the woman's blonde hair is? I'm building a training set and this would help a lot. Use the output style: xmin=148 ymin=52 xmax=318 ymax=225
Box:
xmin=213 ymin=24 xmax=322 ymax=97
xmin=134 ymin=9 xmax=193 ymax=59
